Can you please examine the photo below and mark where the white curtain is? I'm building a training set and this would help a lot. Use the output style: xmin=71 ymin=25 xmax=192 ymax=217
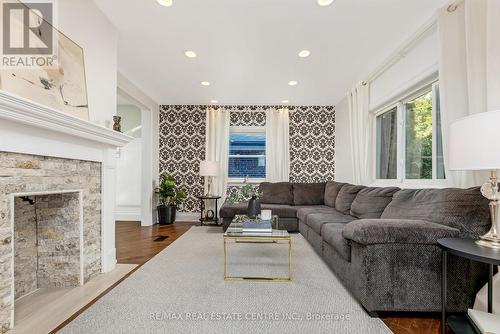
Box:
xmin=265 ymin=108 xmax=290 ymax=182
xmin=348 ymin=82 xmax=374 ymax=185
xmin=438 ymin=0 xmax=500 ymax=187
xmin=205 ymin=108 xmax=230 ymax=205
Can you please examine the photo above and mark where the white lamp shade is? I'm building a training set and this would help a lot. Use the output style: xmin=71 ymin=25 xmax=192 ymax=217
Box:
xmin=449 ymin=110 xmax=500 ymax=171
xmin=199 ymin=160 xmax=219 ymax=176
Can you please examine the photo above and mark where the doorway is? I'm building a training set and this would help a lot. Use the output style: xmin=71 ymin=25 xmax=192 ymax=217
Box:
xmin=115 ymin=91 xmax=144 ymax=223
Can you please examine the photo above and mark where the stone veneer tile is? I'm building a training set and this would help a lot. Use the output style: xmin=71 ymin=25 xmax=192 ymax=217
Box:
xmin=0 ymin=152 xmax=101 ymax=332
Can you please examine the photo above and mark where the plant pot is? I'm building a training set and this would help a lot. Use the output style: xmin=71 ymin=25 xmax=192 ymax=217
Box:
xmin=247 ymin=196 xmax=261 ymax=219
xmin=157 ymin=205 xmax=176 ymax=225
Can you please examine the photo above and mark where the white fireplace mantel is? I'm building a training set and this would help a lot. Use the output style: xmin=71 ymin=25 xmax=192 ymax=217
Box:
xmin=0 ymin=90 xmax=133 ymax=273
xmin=0 ymin=90 xmax=131 ymax=147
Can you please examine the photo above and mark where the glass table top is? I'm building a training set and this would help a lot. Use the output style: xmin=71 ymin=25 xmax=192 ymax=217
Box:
xmin=224 ymin=222 xmax=290 ymax=238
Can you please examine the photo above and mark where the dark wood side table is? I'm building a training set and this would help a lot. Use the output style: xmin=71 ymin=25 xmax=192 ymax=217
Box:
xmin=196 ymin=195 xmax=221 ymax=226
xmin=438 ymin=238 xmax=500 ymax=334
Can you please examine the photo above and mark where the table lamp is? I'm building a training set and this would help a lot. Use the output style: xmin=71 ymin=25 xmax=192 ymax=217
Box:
xmin=199 ymin=160 xmax=219 ymax=196
xmin=449 ymin=110 xmax=500 ymax=249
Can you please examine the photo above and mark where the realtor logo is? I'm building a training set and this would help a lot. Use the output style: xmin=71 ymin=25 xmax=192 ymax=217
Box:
xmin=1 ymin=0 xmax=56 ymax=68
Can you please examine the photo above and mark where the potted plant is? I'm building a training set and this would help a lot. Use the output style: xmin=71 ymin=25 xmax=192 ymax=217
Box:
xmin=226 ymin=183 xmax=262 ymax=219
xmin=156 ymin=173 xmax=187 ymax=225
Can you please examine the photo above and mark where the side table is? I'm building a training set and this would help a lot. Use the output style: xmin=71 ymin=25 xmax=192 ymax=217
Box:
xmin=438 ymin=238 xmax=500 ymax=334
xmin=196 ymin=195 xmax=221 ymax=226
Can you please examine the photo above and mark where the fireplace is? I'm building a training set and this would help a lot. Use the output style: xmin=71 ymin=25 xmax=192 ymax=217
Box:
xmin=0 ymin=90 xmax=132 ymax=332
xmin=14 ymin=192 xmax=83 ymax=301
xmin=0 ymin=152 xmax=102 ymax=331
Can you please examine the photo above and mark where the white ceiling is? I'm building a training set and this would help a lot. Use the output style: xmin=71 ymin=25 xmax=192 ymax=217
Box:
xmin=95 ymin=0 xmax=450 ymax=106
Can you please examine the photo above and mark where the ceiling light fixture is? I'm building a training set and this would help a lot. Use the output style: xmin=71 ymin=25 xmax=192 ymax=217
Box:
xmin=281 ymin=100 xmax=289 ymax=104
xmin=201 ymin=81 xmax=210 ymax=86
xmin=157 ymin=0 xmax=173 ymax=7
xmin=288 ymin=80 xmax=298 ymax=86
xmin=317 ymin=0 xmax=334 ymax=6
xmin=184 ymin=50 xmax=197 ymax=58
xmin=211 ymin=100 xmax=219 ymax=104
xmin=298 ymin=50 xmax=311 ymax=58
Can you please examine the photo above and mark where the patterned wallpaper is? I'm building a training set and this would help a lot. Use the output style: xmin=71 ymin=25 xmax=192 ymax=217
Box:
xmin=159 ymin=105 xmax=206 ymax=212
xmin=289 ymin=106 xmax=336 ymax=182
xmin=159 ymin=105 xmax=335 ymax=212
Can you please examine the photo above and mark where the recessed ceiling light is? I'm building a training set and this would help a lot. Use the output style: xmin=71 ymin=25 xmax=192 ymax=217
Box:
xmin=184 ymin=50 xmax=197 ymax=58
xmin=211 ymin=100 xmax=219 ymax=104
xmin=298 ymin=50 xmax=311 ymax=58
xmin=288 ymin=80 xmax=298 ymax=86
xmin=317 ymin=0 xmax=334 ymax=6
xmin=157 ymin=0 xmax=173 ymax=7
xmin=201 ymin=81 xmax=210 ymax=86
xmin=281 ymin=100 xmax=289 ymax=104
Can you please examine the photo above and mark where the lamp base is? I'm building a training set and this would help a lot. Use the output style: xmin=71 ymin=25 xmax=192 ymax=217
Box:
xmin=476 ymin=171 xmax=500 ymax=249
xmin=476 ymin=236 xmax=500 ymax=250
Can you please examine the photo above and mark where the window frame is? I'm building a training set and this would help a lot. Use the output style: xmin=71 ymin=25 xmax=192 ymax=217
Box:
xmin=373 ymin=81 xmax=447 ymax=188
xmin=227 ymin=126 xmax=267 ymax=184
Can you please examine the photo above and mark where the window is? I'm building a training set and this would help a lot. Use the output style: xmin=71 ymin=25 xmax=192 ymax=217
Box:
xmin=228 ymin=128 xmax=266 ymax=180
xmin=376 ymin=107 xmax=398 ymax=179
xmin=375 ymin=82 xmax=445 ymax=182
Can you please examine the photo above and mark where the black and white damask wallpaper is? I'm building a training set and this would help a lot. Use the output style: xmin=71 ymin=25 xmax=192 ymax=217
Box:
xmin=159 ymin=105 xmax=335 ymax=212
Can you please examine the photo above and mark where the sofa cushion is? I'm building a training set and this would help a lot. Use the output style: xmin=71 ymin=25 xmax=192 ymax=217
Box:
xmin=335 ymin=184 xmax=366 ymax=215
xmin=306 ymin=211 xmax=356 ymax=235
xmin=220 ymin=202 xmax=247 ymax=218
xmin=350 ymin=187 xmax=400 ymax=219
xmin=322 ymin=223 xmax=351 ymax=262
xmin=220 ymin=202 xmax=299 ymax=218
xmin=324 ymin=181 xmax=347 ymax=207
xmin=296 ymin=206 xmax=338 ymax=224
xmin=381 ymin=187 xmax=490 ymax=237
xmin=260 ymin=182 xmax=294 ymax=205
xmin=261 ymin=204 xmax=299 ymax=218
xmin=293 ymin=183 xmax=326 ymax=205
xmin=342 ymin=219 xmax=460 ymax=245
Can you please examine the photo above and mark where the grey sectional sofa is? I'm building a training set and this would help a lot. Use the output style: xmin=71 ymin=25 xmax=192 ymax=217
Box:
xmin=220 ymin=181 xmax=491 ymax=314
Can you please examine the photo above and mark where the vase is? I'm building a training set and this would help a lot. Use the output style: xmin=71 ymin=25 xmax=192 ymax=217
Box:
xmin=247 ymin=196 xmax=261 ymax=219
xmin=157 ymin=205 xmax=176 ymax=225
xmin=113 ymin=115 xmax=122 ymax=132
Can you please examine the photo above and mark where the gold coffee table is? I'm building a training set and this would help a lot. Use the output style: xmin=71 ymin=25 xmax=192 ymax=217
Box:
xmin=223 ymin=221 xmax=291 ymax=282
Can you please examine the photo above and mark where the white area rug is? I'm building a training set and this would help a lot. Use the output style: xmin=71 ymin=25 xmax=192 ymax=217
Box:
xmin=61 ymin=227 xmax=391 ymax=334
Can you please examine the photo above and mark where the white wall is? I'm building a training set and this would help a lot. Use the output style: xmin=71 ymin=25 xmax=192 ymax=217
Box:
xmin=57 ymin=0 xmax=118 ymax=124
xmin=334 ymin=97 xmax=353 ymax=183
xmin=116 ymin=139 xmax=142 ymax=220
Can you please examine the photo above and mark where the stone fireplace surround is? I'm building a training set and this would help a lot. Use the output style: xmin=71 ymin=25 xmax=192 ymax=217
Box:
xmin=2 ymin=158 xmax=101 ymax=328
xmin=0 ymin=91 xmax=132 ymax=332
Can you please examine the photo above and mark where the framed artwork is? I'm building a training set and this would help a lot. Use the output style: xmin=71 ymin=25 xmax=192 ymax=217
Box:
xmin=0 ymin=0 xmax=89 ymax=120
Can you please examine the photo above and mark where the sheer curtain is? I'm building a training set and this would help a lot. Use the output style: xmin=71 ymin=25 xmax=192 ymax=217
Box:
xmin=438 ymin=0 xmax=500 ymax=187
xmin=348 ymin=83 xmax=374 ymax=185
xmin=205 ymin=108 xmax=230 ymax=205
xmin=265 ymin=108 xmax=290 ymax=182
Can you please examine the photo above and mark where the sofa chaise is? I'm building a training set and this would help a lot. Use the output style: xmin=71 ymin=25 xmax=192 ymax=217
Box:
xmin=219 ymin=181 xmax=491 ymax=314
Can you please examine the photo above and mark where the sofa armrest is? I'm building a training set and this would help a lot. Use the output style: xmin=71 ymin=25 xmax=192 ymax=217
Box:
xmin=342 ymin=219 xmax=460 ymax=245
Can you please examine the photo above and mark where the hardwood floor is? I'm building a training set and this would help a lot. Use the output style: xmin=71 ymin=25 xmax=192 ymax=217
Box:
xmin=116 ymin=220 xmax=200 ymax=264
xmin=382 ymin=317 xmax=441 ymax=334
xmin=115 ymin=221 xmax=442 ymax=334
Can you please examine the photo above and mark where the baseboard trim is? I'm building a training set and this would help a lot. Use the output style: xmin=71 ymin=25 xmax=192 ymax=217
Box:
xmin=115 ymin=205 xmax=141 ymax=221
xmin=176 ymin=212 xmax=199 ymax=222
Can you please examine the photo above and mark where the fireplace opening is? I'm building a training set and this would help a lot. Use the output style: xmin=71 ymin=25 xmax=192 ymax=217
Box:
xmin=13 ymin=192 xmax=83 ymax=304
